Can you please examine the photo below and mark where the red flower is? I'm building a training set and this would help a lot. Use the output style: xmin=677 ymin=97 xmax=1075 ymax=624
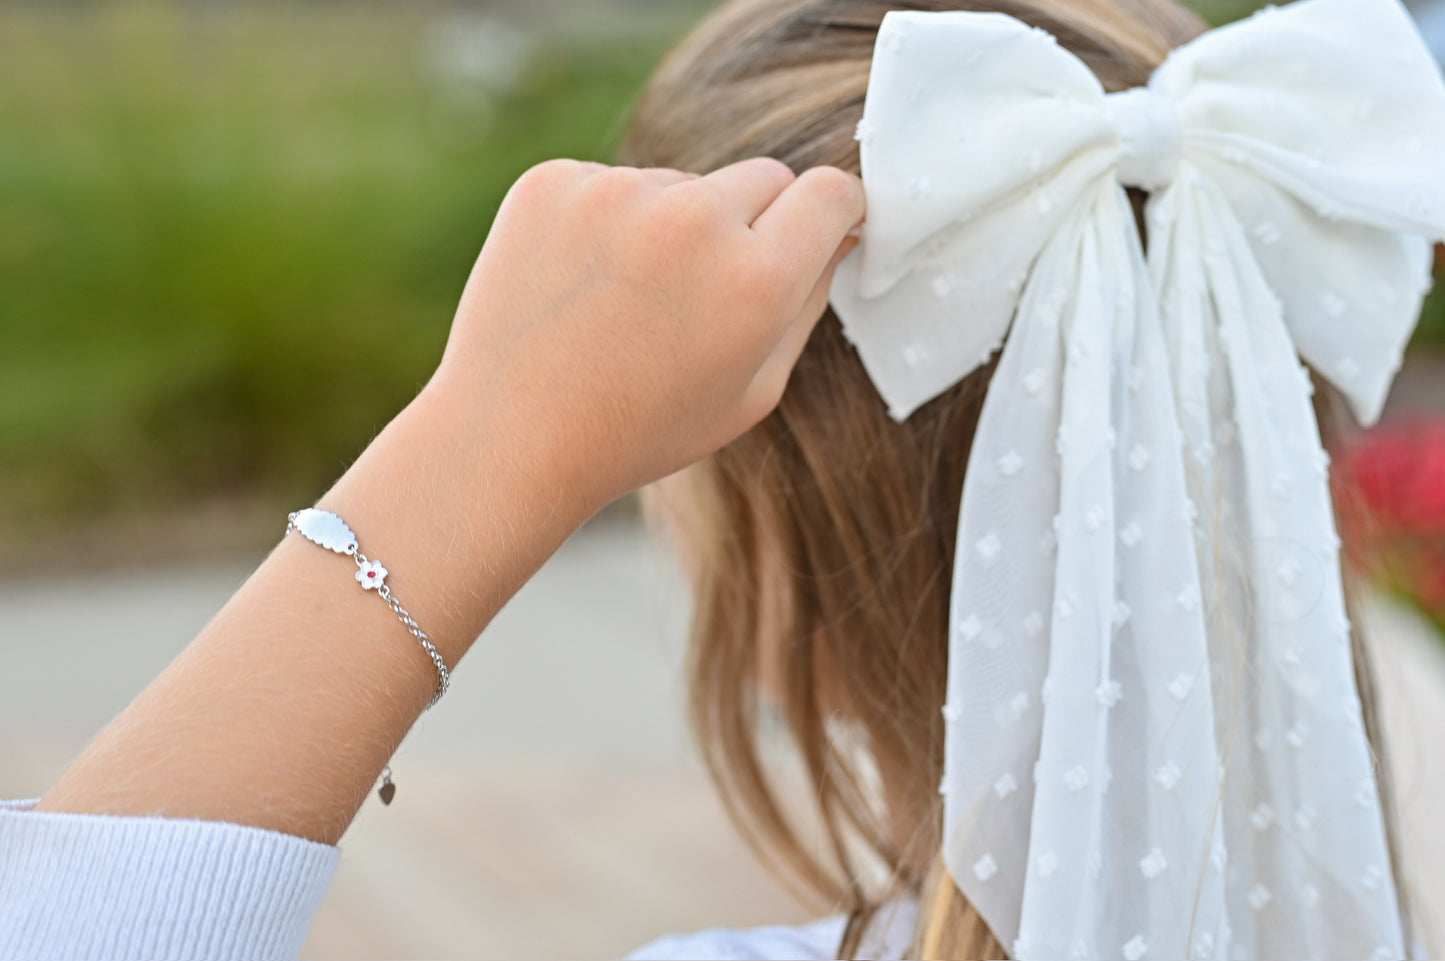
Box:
xmin=1333 ymin=418 xmax=1445 ymax=627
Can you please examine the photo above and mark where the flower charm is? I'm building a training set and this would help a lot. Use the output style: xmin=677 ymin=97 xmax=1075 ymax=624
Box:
xmin=356 ymin=560 xmax=388 ymax=590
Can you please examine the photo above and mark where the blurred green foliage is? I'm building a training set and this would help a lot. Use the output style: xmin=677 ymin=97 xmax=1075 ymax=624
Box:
xmin=0 ymin=1 xmax=686 ymax=534
xmin=0 ymin=0 xmax=1441 ymax=538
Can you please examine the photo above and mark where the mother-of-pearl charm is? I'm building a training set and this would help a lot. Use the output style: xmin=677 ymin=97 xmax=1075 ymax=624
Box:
xmin=289 ymin=508 xmax=359 ymax=554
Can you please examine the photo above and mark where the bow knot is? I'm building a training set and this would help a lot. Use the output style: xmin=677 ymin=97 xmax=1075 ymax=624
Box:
xmin=829 ymin=0 xmax=1445 ymax=958
xmin=1103 ymin=87 xmax=1181 ymax=191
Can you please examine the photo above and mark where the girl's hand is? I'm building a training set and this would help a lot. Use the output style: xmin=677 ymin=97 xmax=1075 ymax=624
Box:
xmin=429 ymin=157 xmax=865 ymax=513
xmin=34 ymin=157 xmax=863 ymax=844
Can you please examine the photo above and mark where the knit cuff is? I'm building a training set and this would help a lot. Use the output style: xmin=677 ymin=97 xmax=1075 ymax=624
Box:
xmin=0 ymin=798 xmax=339 ymax=961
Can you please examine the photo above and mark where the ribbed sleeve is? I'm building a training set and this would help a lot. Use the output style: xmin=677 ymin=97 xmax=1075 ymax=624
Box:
xmin=0 ymin=798 xmax=339 ymax=961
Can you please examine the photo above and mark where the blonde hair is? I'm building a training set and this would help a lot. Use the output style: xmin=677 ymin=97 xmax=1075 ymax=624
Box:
xmin=618 ymin=1 xmax=1405 ymax=957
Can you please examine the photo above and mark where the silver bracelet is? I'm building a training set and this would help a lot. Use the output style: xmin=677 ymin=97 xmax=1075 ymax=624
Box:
xmin=286 ymin=508 xmax=452 ymax=804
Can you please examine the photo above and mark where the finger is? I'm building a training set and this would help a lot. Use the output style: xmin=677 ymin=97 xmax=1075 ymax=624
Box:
xmin=506 ymin=158 xmax=611 ymax=201
xmin=698 ymin=157 xmax=797 ymax=225
xmin=634 ymin=166 xmax=701 ymax=188
xmin=750 ymin=166 xmax=865 ymax=280
xmin=569 ymin=161 xmax=611 ymax=176
xmin=796 ymin=233 xmax=859 ymax=332
xmin=746 ymin=234 xmax=859 ymax=407
xmin=571 ymin=163 xmax=696 ymax=190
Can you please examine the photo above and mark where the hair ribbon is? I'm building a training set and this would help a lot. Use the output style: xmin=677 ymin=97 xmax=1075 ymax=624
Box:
xmin=828 ymin=0 xmax=1445 ymax=957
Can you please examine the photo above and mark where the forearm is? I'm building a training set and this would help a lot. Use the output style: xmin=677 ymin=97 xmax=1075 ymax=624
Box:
xmin=35 ymin=383 xmax=595 ymax=844
xmin=30 ymin=155 xmax=864 ymax=848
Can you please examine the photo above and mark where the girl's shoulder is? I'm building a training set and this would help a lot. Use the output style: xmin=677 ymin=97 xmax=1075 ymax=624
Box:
xmin=623 ymin=898 xmax=917 ymax=961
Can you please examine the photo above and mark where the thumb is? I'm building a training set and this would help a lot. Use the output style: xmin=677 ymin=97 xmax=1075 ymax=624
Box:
xmin=744 ymin=233 xmax=859 ymax=412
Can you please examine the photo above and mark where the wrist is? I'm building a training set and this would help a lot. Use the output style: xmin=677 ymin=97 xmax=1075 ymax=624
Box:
xmin=316 ymin=382 xmax=596 ymax=667
xmin=35 ymin=376 xmax=603 ymax=843
xmin=410 ymin=369 xmax=619 ymax=520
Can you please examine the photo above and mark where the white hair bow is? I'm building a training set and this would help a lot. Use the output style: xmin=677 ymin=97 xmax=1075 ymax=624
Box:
xmin=828 ymin=0 xmax=1445 ymax=958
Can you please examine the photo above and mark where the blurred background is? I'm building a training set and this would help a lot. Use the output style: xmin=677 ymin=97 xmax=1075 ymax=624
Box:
xmin=0 ymin=0 xmax=703 ymax=567
xmin=1 ymin=0 xmax=1443 ymax=958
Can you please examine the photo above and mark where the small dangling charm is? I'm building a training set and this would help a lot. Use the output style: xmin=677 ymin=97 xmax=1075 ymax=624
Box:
xmin=377 ymin=765 xmax=396 ymax=806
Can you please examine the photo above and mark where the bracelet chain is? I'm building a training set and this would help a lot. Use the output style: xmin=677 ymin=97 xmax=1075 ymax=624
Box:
xmin=353 ymin=550 xmax=451 ymax=708
xmin=286 ymin=510 xmax=450 ymax=710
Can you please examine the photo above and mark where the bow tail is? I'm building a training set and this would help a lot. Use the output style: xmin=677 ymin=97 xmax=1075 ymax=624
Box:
xmin=1022 ymin=186 xmax=1228 ymax=960
xmin=938 ymin=200 xmax=1074 ymax=953
xmin=1153 ymin=178 xmax=1409 ymax=961
xmin=943 ymin=186 xmax=1227 ymax=960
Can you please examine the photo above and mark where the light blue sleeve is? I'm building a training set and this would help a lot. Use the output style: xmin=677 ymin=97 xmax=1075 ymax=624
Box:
xmin=623 ymin=899 xmax=918 ymax=961
xmin=0 ymin=798 xmax=339 ymax=961
xmin=623 ymin=914 xmax=847 ymax=961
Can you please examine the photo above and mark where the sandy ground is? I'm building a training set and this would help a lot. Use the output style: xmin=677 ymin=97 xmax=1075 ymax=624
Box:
xmin=1 ymin=514 xmax=1441 ymax=959
xmin=0 ymin=514 xmax=813 ymax=960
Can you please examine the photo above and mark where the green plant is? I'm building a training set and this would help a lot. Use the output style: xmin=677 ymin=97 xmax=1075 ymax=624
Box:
xmin=0 ymin=1 xmax=687 ymax=535
xmin=1 ymin=0 xmax=1439 ymax=542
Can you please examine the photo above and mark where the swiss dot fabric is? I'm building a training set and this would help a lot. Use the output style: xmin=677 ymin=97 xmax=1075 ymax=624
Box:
xmin=827 ymin=0 xmax=1445 ymax=959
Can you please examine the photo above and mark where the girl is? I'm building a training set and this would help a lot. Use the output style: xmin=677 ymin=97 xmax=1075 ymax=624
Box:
xmin=4 ymin=0 xmax=1439 ymax=957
